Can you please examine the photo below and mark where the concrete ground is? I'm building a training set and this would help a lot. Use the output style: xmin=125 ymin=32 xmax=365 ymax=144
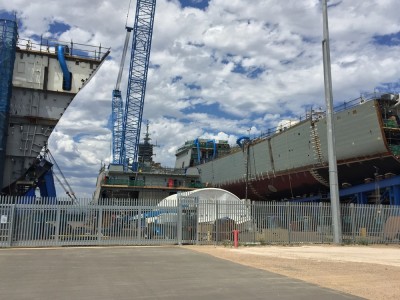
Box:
xmin=189 ymin=244 xmax=400 ymax=300
xmin=0 ymin=246 xmax=360 ymax=300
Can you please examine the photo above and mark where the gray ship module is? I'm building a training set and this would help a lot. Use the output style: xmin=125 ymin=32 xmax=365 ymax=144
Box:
xmin=0 ymin=18 xmax=109 ymax=197
xmin=177 ymin=93 xmax=400 ymax=204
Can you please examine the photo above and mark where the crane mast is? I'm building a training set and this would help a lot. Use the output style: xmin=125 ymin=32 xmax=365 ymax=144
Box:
xmin=111 ymin=90 xmax=124 ymax=164
xmin=119 ymin=0 xmax=156 ymax=170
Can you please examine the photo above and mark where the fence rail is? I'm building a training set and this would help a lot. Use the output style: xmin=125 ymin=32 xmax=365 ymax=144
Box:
xmin=17 ymin=37 xmax=110 ymax=61
xmin=0 ymin=196 xmax=399 ymax=248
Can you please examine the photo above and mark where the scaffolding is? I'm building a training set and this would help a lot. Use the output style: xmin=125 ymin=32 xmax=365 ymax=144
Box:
xmin=0 ymin=19 xmax=18 ymax=188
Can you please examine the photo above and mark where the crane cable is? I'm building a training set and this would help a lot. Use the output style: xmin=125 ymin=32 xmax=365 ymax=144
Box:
xmin=46 ymin=149 xmax=78 ymax=201
xmin=52 ymin=171 xmax=76 ymax=203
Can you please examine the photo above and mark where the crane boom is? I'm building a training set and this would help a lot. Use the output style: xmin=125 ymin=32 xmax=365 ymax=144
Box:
xmin=112 ymin=27 xmax=133 ymax=164
xmin=115 ymin=28 xmax=133 ymax=91
xmin=120 ymin=0 xmax=156 ymax=169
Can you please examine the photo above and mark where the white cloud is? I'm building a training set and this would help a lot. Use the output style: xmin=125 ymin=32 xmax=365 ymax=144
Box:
xmin=4 ymin=0 xmax=400 ymax=197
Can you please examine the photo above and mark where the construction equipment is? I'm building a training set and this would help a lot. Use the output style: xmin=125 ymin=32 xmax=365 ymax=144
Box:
xmin=46 ymin=149 xmax=77 ymax=202
xmin=111 ymin=23 xmax=132 ymax=163
xmin=111 ymin=0 xmax=157 ymax=170
xmin=23 ymin=149 xmax=77 ymax=202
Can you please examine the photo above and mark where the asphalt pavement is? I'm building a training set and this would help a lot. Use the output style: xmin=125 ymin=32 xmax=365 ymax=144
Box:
xmin=0 ymin=246 xmax=362 ymax=300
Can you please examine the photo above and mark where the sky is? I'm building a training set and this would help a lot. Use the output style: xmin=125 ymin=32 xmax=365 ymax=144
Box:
xmin=1 ymin=0 xmax=400 ymax=198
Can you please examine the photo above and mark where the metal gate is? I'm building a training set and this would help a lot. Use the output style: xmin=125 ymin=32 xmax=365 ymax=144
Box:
xmin=177 ymin=195 xmax=198 ymax=245
xmin=1 ymin=197 xmax=201 ymax=247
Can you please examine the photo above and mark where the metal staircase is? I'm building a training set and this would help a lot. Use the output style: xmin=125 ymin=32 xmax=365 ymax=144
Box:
xmin=310 ymin=122 xmax=324 ymax=165
xmin=310 ymin=168 xmax=329 ymax=187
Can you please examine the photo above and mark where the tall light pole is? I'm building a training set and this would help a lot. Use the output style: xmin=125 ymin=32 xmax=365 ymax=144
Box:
xmin=322 ymin=0 xmax=342 ymax=244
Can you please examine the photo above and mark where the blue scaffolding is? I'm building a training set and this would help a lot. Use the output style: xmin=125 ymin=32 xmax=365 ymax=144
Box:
xmin=0 ymin=19 xmax=18 ymax=188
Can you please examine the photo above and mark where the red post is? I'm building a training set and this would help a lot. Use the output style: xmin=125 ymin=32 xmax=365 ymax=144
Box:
xmin=233 ymin=230 xmax=239 ymax=248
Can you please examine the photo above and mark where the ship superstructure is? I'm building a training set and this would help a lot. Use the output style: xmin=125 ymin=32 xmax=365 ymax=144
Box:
xmin=175 ymin=138 xmax=231 ymax=169
xmin=0 ymin=18 xmax=109 ymax=196
xmin=94 ymin=125 xmax=202 ymax=204
xmin=176 ymin=93 xmax=400 ymax=204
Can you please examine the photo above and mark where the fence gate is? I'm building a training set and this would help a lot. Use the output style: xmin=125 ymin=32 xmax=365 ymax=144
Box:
xmin=177 ymin=195 xmax=198 ymax=245
xmin=0 ymin=205 xmax=14 ymax=247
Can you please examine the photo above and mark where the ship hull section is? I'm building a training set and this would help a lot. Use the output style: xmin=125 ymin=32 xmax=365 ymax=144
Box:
xmin=2 ymin=47 xmax=108 ymax=194
xmin=197 ymin=100 xmax=400 ymax=200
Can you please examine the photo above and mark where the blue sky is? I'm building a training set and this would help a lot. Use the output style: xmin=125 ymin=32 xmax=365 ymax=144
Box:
xmin=179 ymin=0 xmax=210 ymax=9
xmin=2 ymin=0 xmax=400 ymax=196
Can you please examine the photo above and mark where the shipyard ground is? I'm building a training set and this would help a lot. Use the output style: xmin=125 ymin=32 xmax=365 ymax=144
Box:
xmin=0 ymin=246 xmax=398 ymax=299
xmin=189 ymin=244 xmax=400 ymax=300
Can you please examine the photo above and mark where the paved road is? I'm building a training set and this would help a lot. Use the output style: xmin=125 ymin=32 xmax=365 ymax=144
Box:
xmin=0 ymin=246 xmax=361 ymax=300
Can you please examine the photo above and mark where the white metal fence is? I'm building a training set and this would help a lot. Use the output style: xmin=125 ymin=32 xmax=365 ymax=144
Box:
xmin=0 ymin=196 xmax=399 ymax=247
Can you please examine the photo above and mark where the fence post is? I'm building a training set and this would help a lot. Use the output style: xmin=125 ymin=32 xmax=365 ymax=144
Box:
xmin=97 ymin=207 xmax=103 ymax=242
xmin=318 ymin=202 xmax=323 ymax=244
xmin=215 ymin=200 xmax=219 ymax=245
xmin=350 ymin=203 xmax=355 ymax=243
xmin=55 ymin=205 xmax=61 ymax=243
xmin=286 ymin=202 xmax=291 ymax=244
xmin=251 ymin=200 xmax=256 ymax=243
xmin=12 ymin=205 xmax=17 ymax=246
xmin=195 ymin=199 xmax=199 ymax=245
xmin=137 ymin=207 xmax=141 ymax=241
xmin=378 ymin=204 xmax=383 ymax=238
xmin=177 ymin=197 xmax=182 ymax=245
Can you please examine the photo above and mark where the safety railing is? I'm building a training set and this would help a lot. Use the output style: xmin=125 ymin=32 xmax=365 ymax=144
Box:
xmin=103 ymin=178 xmax=204 ymax=189
xmin=104 ymin=178 xmax=145 ymax=186
xmin=16 ymin=36 xmax=110 ymax=61
xmin=256 ymin=92 xmax=393 ymax=141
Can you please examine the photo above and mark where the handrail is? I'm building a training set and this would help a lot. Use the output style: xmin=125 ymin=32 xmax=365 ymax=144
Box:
xmin=255 ymin=92 xmax=398 ymax=142
xmin=103 ymin=178 xmax=204 ymax=188
xmin=192 ymin=92 xmax=399 ymax=159
xmin=17 ymin=37 xmax=110 ymax=61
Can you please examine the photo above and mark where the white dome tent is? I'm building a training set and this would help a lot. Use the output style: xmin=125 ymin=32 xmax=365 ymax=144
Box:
xmin=158 ymin=188 xmax=251 ymax=224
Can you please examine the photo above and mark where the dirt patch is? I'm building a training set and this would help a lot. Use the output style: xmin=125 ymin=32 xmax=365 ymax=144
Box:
xmin=186 ymin=244 xmax=400 ymax=300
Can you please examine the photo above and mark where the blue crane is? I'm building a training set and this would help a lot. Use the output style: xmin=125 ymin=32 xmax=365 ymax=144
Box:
xmin=112 ymin=26 xmax=132 ymax=164
xmin=116 ymin=0 xmax=157 ymax=170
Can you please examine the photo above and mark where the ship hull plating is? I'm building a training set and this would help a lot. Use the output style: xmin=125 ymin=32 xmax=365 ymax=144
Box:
xmin=2 ymin=38 xmax=109 ymax=195
xmin=196 ymin=96 xmax=400 ymax=201
xmin=215 ymin=155 xmax=400 ymax=200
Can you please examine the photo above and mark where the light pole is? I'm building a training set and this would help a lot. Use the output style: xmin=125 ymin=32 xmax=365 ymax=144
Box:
xmin=322 ymin=0 xmax=342 ymax=244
